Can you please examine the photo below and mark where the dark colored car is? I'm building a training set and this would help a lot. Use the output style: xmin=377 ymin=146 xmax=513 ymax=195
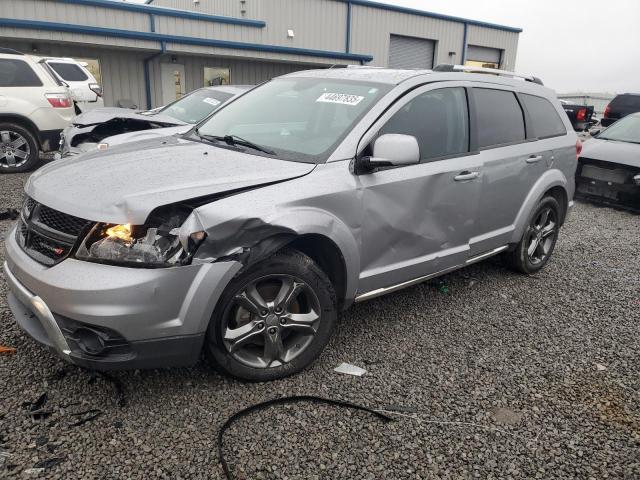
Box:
xmin=576 ymin=112 xmax=640 ymax=212
xmin=560 ymin=100 xmax=595 ymax=131
xmin=601 ymin=93 xmax=640 ymax=127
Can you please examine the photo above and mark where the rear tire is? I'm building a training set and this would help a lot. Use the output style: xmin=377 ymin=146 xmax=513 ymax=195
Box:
xmin=206 ymin=248 xmax=337 ymax=381
xmin=0 ymin=122 xmax=40 ymax=173
xmin=506 ymin=196 xmax=561 ymax=274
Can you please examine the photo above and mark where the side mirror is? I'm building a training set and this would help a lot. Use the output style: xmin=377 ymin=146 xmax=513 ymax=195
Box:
xmin=353 ymin=134 xmax=420 ymax=174
xmin=590 ymin=129 xmax=601 ymax=137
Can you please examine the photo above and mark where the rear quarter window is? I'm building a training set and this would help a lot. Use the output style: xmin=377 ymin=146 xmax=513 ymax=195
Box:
xmin=0 ymin=59 xmax=43 ymax=87
xmin=610 ymin=94 xmax=640 ymax=109
xmin=521 ymin=94 xmax=567 ymax=138
xmin=473 ymin=88 xmax=525 ymax=148
xmin=47 ymin=62 xmax=89 ymax=82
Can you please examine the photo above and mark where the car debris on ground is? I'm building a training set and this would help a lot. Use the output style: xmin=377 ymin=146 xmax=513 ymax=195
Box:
xmin=334 ymin=362 xmax=367 ymax=376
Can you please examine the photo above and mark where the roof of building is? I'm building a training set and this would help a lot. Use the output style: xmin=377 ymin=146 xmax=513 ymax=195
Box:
xmin=144 ymin=0 xmax=522 ymax=33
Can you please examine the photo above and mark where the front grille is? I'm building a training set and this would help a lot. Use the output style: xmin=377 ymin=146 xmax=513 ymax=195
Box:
xmin=16 ymin=196 xmax=92 ymax=266
xmin=23 ymin=197 xmax=36 ymax=218
xmin=36 ymin=205 xmax=91 ymax=236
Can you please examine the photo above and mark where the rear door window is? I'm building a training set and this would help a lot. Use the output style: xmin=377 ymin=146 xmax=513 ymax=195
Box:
xmin=380 ymin=87 xmax=469 ymax=161
xmin=473 ymin=88 xmax=525 ymax=148
xmin=47 ymin=62 xmax=89 ymax=82
xmin=0 ymin=59 xmax=43 ymax=87
xmin=611 ymin=94 xmax=640 ymax=110
xmin=521 ymin=94 xmax=567 ymax=139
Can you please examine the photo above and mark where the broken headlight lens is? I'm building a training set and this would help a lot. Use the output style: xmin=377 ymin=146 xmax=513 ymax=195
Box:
xmin=76 ymin=213 xmax=206 ymax=267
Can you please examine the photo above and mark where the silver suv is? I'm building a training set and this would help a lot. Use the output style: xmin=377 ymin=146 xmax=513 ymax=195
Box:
xmin=3 ymin=66 xmax=579 ymax=381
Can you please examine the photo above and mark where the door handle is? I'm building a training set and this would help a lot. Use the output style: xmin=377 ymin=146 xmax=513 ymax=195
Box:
xmin=454 ymin=171 xmax=480 ymax=181
xmin=526 ymin=155 xmax=544 ymax=164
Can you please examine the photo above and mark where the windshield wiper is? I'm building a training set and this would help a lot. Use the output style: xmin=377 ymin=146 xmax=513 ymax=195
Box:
xmin=193 ymin=129 xmax=275 ymax=155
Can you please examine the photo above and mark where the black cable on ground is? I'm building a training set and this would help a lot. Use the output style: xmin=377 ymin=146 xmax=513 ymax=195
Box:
xmin=217 ymin=395 xmax=395 ymax=480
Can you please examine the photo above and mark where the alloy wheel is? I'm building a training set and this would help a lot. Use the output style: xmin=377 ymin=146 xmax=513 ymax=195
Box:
xmin=0 ymin=130 xmax=30 ymax=169
xmin=526 ymin=206 xmax=557 ymax=265
xmin=222 ymin=275 xmax=322 ymax=369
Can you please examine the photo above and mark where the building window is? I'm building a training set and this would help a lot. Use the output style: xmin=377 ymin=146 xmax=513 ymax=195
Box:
xmin=204 ymin=67 xmax=230 ymax=86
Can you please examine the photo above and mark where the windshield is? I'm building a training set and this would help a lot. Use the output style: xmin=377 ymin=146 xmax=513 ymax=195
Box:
xmin=597 ymin=115 xmax=640 ymax=143
xmin=160 ymin=89 xmax=234 ymax=124
xmin=195 ymin=77 xmax=391 ymax=163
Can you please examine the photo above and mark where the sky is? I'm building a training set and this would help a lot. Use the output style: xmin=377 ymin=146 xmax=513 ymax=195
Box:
xmin=123 ymin=0 xmax=639 ymax=94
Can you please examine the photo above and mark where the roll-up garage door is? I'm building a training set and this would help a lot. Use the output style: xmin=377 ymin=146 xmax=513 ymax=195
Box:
xmin=466 ymin=45 xmax=502 ymax=64
xmin=388 ymin=35 xmax=435 ymax=69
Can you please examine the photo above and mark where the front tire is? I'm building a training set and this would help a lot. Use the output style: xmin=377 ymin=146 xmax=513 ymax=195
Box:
xmin=506 ymin=196 xmax=561 ymax=274
xmin=0 ymin=123 xmax=40 ymax=173
xmin=206 ymin=248 xmax=337 ymax=381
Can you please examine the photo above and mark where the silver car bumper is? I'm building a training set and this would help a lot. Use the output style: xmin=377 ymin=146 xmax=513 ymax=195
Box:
xmin=4 ymin=260 xmax=73 ymax=360
xmin=4 ymin=225 xmax=242 ymax=369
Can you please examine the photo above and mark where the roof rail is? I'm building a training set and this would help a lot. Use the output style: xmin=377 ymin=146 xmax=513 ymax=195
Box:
xmin=0 ymin=47 xmax=24 ymax=55
xmin=433 ymin=64 xmax=543 ymax=86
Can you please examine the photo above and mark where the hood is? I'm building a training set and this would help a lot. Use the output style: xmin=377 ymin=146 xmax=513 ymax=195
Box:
xmin=26 ymin=135 xmax=317 ymax=224
xmin=104 ymin=125 xmax=192 ymax=147
xmin=72 ymin=107 xmax=186 ymax=127
xmin=581 ymin=138 xmax=640 ymax=168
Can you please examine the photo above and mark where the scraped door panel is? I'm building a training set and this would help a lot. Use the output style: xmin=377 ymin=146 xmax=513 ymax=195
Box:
xmin=357 ymin=156 xmax=482 ymax=294
xmin=355 ymin=85 xmax=484 ymax=295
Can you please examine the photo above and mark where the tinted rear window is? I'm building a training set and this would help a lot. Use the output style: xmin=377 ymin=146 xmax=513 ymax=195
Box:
xmin=474 ymin=88 xmax=525 ymax=148
xmin=521 ymin=94 xmax=567 ymax=138
xmin=610 ymin=94 xmax=640 ymax=109
xmin=47 ymin=62 xmax=89 ymax=81
xmin=0 ymin=59 xmax=43 ymax=87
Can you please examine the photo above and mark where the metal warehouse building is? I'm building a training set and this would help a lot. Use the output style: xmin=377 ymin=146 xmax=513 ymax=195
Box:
xmin=0 ymin=0 xmax=521 ymax=109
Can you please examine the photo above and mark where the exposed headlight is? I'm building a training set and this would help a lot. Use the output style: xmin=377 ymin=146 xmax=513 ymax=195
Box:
xmin=78 ymin=142 xmax=98 ymax=152
xmin=79 ymin=142 xmax=108 ymax=153
xmin=76 ymin=209 xmax=206 ymax=267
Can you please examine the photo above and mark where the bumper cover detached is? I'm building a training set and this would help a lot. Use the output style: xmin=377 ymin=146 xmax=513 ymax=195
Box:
xmin=576 ymin=161 xmax=640 ymax=213
xmin=3 ymin=228 xmax=242 ymax=370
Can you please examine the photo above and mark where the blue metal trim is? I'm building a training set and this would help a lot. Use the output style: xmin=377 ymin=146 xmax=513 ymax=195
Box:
xmin=143 ymin=45 xmax=165 ymax=110
xmin=345 ymin=1 xmax=352 ymax=53
xmin=0 ymin=18 xmax=374 ymax=63
xmin=342 ymin=0 xmax=522 ymax=33
xmin=54 ymin=0 xmax=266 ymax=28
xmin=461 ymin=22 xmax=468 ymax=64
xmin=149 ymin=14 xmax=155 ymax=33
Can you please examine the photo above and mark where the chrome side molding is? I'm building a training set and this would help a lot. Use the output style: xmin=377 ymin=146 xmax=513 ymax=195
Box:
xmin=355 ymin=245 xmax=508 ymax=302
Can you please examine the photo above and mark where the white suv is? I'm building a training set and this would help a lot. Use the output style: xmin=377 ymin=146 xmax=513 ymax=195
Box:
xmin=43 ymin=57 xmax=104 ymax=113
xmin=0 ymin=49 xmax=74 ymax=172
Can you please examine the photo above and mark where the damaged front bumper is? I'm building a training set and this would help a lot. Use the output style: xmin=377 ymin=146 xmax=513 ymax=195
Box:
xmin=3 ymin=227 xmax=241 ymax=370
xmin=575 ymin=159 xmax=640 ymax=212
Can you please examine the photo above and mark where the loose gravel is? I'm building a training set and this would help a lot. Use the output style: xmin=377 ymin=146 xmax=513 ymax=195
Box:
xmin=1 ymin=172 xmax=639 ymax=479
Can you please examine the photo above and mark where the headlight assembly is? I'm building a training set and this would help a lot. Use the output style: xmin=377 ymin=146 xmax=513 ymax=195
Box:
xmin=76 ymin=209 xmax=206 ymax=267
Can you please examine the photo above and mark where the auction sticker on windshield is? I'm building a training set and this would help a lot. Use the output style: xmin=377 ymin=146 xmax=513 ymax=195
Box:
xmin=203 ymin=98 xmax=221 ymax=106
xmin=316 ymin=93 xmax=364 ymax=106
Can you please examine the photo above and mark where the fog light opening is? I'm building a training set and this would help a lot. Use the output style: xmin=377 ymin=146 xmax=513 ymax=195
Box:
xmin=73 ymin=327 xmax=107 ymax=356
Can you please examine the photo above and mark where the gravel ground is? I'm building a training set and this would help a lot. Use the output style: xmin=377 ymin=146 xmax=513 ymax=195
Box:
xmin=1 ymin=172 xmax=639 ymax=479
